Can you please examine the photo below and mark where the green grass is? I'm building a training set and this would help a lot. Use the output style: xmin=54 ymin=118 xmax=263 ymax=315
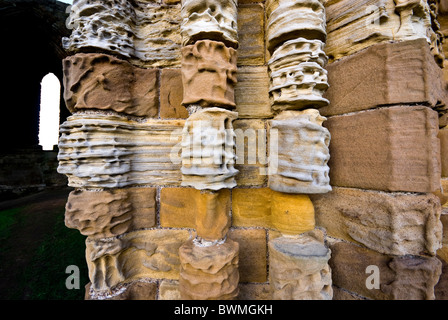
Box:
xmin=18 ymin=211 xmax=89 ymax=300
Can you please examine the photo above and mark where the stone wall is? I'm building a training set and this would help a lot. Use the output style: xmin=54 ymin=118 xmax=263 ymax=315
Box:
xmin=58 ymin=0 xmax=448 ymax=300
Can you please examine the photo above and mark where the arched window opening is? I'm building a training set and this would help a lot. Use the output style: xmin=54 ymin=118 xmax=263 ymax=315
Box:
xmin=39 ymin=73 xmax=60 ymax=151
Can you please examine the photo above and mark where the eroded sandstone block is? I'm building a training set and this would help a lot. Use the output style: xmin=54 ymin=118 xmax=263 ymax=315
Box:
xmin=311 ymin=187 xmax=443 ymax=256
xmin=181 ymin=40 xmax=237 ymax=108
xmin=160 ymin=69 xmax=188 ymax=119
xmin=325 ymin=106 xmax=441 ymax=193
xmin=178 ymin=238 xmax=239 ymax=300
xmin=85 ymin=280 xmax=157 ymax=300
xmin=269 ymin=109 xmax=331 ymax=194
xmin=439 ymin=126 xmax=448 ymax=177
xmin=266 ymin=0 xmax=327 ymax=54
xmin=269 ymin=231 xmax=333 ymax=300
xmin=237 ymin=4 xmax=266 ymax=66
xmin=85 ymin=229 xmax=190 ymax=292
xmin=322 ymin=39 xmax=448 ymax=117
xmin=63 ymin=0 xmax=182 ymax=67
xmin=324 ymin=0 xmax=437 ymax=63
xmin=181 ymin=107 xmax=238 ymax=190
xmin=63 ymin=53 xmax=158 ymax=117
xmin=65 ymin=188 xmax=156 ymax=239
xmin=329 ymin=240 xmax=442 ymax=300
xmin=180 ymin=0 xmax=238 ymax=48
xmin=57 ymin=114 xmax=185 ymax=188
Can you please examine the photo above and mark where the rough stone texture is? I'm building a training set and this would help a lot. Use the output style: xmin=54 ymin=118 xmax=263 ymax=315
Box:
xmin=85 ymin=280 xmax=157 ymax=300
xmin=324 ymin=106 xmax=441 ymax=193
xmin=321 ymin=39 xmax=448 ymax=117
xmin=160 ymin=69 xmax=188 ymax=119
xmin=324 ymin=0 xmax=436 ymax=63
xmin=232 ymin=188 xmax=315 ymax=235
xmin=269 ymin=110 xmax=331 ymax=194
xmin=63 ymin=0 xmax=182 ymax=68
xmin=435 ymin=255 xmax=448 ymax=300
xmin=65 ymin=188 xmax=156 ymax=239
xmin=329 ymin=240 xmax=442 ymax=300
xmin=178 ymin=238 xmax=239 ymax=300
xmin=57 ymin=114 xmax=185 ymax=188
xmin=159 ymin=280 xmax=181 ymax=300
xmin=237 ymin=284 xmax=272 ymax=300
xmin=269 ymin=231 xmax=333 ymax=300
xmin=311 ymin=187 xmax=443 ymax=256
xmin=233 ymin=119 xmax=268 ymax=186
xmin=160 ymin=187 xmax=230 ymax=241
xmin=180 ymin=0 xmax=238 ymax=48
xmin=63 ymin=53 xmax=158 ymax=117
xmin=266 ymin=0 xmax=326 ymax=54
xmin=440 ymin=126 xmax=448 ymax=177
xmin=85 ymin=229 xmax=190 ymax=292
xmin=181 ymin=40 xmax=237 ymax=108
xmin=234 ymin=67 xmax=273 ymax=118
xmin=228 ymin=228 xmax=267 ymax=283
xmin=181 ymin=107 xmax=239 ymax=190
xmin=237 ymin=4 xmax=265 ymax=66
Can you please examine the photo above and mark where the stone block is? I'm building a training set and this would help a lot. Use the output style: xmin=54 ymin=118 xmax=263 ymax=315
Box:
xmin=321 ymin=39 xmax=448 ymax=117
xmin=269 ymin=231 xmax=333 ymax=300
xmin=86 ymin=280 xmax=157 ymax=300
xmin=57 ymin=114 xmax=185 ymax=188
xmin=269 ymin=110 xmax=331 ymax=194
xmin=325 ymin=0 xmax=438 ymax=64
xmin=160 ymin=187 xmax=231 ymax=241
xmin=65 ymin=188 xmax=156 ymax=239
xmin=178 ymin=238 xmax=239 ymax=300
xmin=237 ymin=4 xmax=265 ymax=66
xmin=237 ymin=284 xmax=271 ymax=300
xmin=181 ymin=40 xmax=237 ymax=108
xmin=324 ymin=106 xmax=441 ymax=193
xmin=233 ymin=119 xmax=268 ymax=186
xmin=228 ymin=228 xmax=267 ymax=283
xmin=85 ymin=229 xmax=190 ymax=292
xmin=63 ymin=53 xmax=158 ymax=117
xmin=329 ymin=240 xmax=442 ymax=300
xmin=232 ymin=188 xmax=315 ymax=235
xmin=234 ymin=66 xmax=273 ymax=118
xmin=160 ymin=69 xmax=188 ymax=119
xmin=311 ymin=187 xmax=443 ymax=256
xmin=63 ymin=1 xmax=182 ymax=68
xmin=181 ymin=107 xmax=239 ymax=190
xmin=265 ymin=0 xmax=326 ymax=54
xmin=159 ymin=280 xmax=181 ymax=300
xmin=180 ymin=0 xmax=238 ymax=48
xmin=435 ymin=256 xmax=448 ymax=300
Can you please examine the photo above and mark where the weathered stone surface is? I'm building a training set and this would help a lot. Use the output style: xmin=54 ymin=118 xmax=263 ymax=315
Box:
xmin=269 ymin=231 xmax=333 ymax=300
xmin=237 ymin=4 xmax=265 ymax=66
xmin=159 ymin=280 xmax=181 ymax=300
xmin=178 ymin=239 xmax=239 ymax=300
xmin=238 ymin=284 xmax=272 ymax=300
xmin=266 ymin=0 xmax=326 ymax=54
xmin=435 ymin=255 xmax=448 ymax=300
xmin=63 ymin=0 xmax=182 ymax=68
xmin=332 ymin=286 xmax=366 ymax=300
xmin=65 ymin=188 xmax=156 ymax=239
xmin=321 ymin=39 xmax=448 ymax=117
xmin=234 ymin=67 xmax=273 ymax=118
xmin=86 ymin=280 xmax=157 ymax=300
xmin=58 ymin=114 xmax=185 ymax=188
xmin=311 ymin=187 xmax=443 ymax=256
xmin=329 ymin=240 xmax=442 ymax=300
xmin=160 ymin=187 xmax=231 ymax=241
xmin=228 ymin=228 xmax=267 ymax=283
xmin=63 ymin=53 xmax=158 ymax=117
xmin=440 ymin=126 xmax=448 ymax=177
xmin=233 ymin=119 xmax=268 ymax=186
xmin=324 ymin=0 xmax=436 ymax=63
xmin=181 ymin=40 xmax=237 ymax=108
xmin=85 ymin=229 xmax=190 ymax=292
xmin=160 ymin=69 xmax=188 ymax=119
xmin=232 ymin=188 xmax=315 ymax=235
xmin=269 ymin=110 xmax=331 ymax=194
xmin=180 ymin=0 xmax=238 ymax=48
xmin=269 ymin=62 xmax=329 ymax=111
xmin=325 ymin=106 xmax=441 ymax=193
xmin=181 ymin=107 xmax=238 ymax=190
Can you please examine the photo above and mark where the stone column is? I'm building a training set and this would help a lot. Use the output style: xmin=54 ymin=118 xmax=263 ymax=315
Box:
xmin=265 ymin=0 xmax=333 ymax=300
xmin=177 ymin=0 xmax=240 ymax=300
